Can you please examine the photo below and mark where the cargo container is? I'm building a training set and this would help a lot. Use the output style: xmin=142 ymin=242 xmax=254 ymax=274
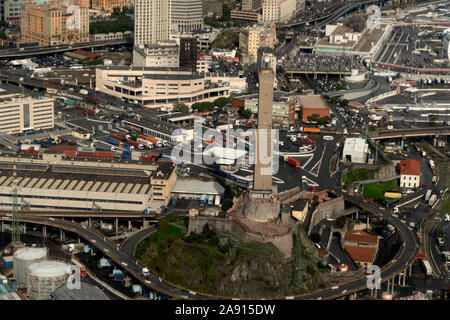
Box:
xmin=303 ymin=128 xmax=320 ymax=133
xmin=108 ymin=137 xmax=121 ymax=146
xmin=122 ymin=143 xmax=131 ymax=150
xmin=50 ymin=145 xmax=77 ymax=152
xmin=96 ymin=151 xmax=114 ymax=158
xmin=122 ymin=151 xmax=131 ymax=160
xmin=21 ymin=144 xmax=35 ymax=151
xmin=21 ymin=146 xmax=34 ymax=154
xmin=64 ymin=150 xmax=77 ymax=157
xmin=77 ymin=151 xmax=95 ymax=157
xmin=129 ymin=132 xmax=139 ymax=140
xmin=286 ymin=157 xmax=300 ymax=167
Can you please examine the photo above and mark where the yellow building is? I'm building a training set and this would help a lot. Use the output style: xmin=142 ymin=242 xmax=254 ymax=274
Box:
xmin=150 ymin=163 xmax=177 ymax=207
xmin=239 ymin=23 xmax=277 ymax=58
xmin=91 ymin=0 xmax=125 ymax=13
xmin=21 ymin=0 xmax=89 ymax=46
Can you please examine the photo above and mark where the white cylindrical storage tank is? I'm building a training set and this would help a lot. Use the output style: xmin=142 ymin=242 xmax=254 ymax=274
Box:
xmin=27 ymin=260 xmax=71 ymax=300
xmin=13 ymin=247 xmax=48 ymax=284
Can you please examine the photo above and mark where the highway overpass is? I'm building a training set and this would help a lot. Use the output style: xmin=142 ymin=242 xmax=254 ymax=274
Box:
xmin=370 ymin=127 xmax=450 ymax=140
xmin=0 ymin=39 xmax=132 ymax=59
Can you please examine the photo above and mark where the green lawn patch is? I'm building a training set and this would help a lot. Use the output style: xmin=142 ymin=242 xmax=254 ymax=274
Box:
xmin=342 ymin=167 xmax=379 ymax=185
xmin=363 ymin=180 xmax=399 ymax=201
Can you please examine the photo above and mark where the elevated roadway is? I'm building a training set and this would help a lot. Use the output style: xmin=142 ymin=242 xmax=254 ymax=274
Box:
xmin=370 ymin=127 xmax=450 ymax=140
xmin=0 ymin=39 xmax=131 ymax=59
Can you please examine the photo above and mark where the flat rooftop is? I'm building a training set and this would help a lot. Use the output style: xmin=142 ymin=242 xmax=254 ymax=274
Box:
xmin=172 ymin=179 xmax=225 ymax=195
xmin=298 ymin=95 xmax=329 ymax=109
xmin=51 ymin=282 xmax=109 ymax=300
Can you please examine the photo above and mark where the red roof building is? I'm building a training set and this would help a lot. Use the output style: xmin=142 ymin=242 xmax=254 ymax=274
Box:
xmin=400 ymin=159 xmax=421 ymax=176
xmin=400 ymin=159 xmax=421 ymax=188
xmin=343 ymin=230 xmax=379 ymax=268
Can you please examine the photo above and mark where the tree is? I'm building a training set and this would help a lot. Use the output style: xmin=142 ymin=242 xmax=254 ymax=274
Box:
xmin=240 ymin=109 xmax=252 ymax=119
xmin=173 ymin=103 xmax=189 ymax=113
xmin=213 ymin=97 xmax=231 ymax=108
xmin=191 ymin=102 xmax=215 ymax=112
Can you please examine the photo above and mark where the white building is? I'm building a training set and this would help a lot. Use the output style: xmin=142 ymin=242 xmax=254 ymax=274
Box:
xmin=133 ymin=41 xmax=179 ymax=68
xmin=400 ymin=159 xmax=421 ymax=189
xmin=0 ymin=85 xmax=54 ymax=134
xmin=342 ymin=138 xmax=368 ymax=163
xmin=262 ymin=0 xmax=295 ymax=23
xmin=134 ymin=0 xmax=171 ymax=45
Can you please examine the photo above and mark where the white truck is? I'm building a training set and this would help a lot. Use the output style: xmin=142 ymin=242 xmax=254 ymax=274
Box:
xmin=79 ymin=89 xmax=88 ymax=95
xmin=428 ymin=194 xmax=437 ymax=207
xmin=425 ymin=189 xmax=432 ymax=202
xmin=137 ymin=138 xmax=153 ymax=149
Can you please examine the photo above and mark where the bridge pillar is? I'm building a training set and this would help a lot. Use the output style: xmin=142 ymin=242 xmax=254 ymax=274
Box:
xmin=128 ymin=220 xmax=132 ymax=230
xmin=60 ymin=229 xmax=65 ymax=241
xmin=401 ymin=137 xmax=404 ymax=149
xmin=402 ymin=272 xmax=406 ymax=286
xmin=22 ymin=224 xmax=26 ymax=234
xmin=387 ymin=278 xmax=390 ymax=292
xmin=88 ymin=218 xmax=92 ymax=228
xmin=433 ymin=136 xmax=437 ymax=147
xmin=391 ymin=277 xmax=395 ymax=294
xmin=398 ymin=273 xmax=402 ymax=285
xmin=78 ymin=237 xmax=81 ymax=244
xmin=409 ymin=264 xmax=412 ymax=276
xmin=115 ymin=218 xmax=119 ymax=235
xmin=42 ymin=226 xmax=47 ymax=238
xmin=1 ymin=220 xmax=4 ymax=232
xmin=366 ymin=215 xmax=370 ymax=230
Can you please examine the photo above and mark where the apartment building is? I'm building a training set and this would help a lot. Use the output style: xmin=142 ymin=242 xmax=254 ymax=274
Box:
xmin=134 ymin=0 xmax=171 ymax=45
xmin=171 ymin=0 xmax=203 ymax=34
xmin=231 ymin=10 xmax=262 ymax=24
xmin=0 ymin=85 xmax=54 ymax=134
xmin=239 ymin=23 xmax=277 ymax=58
xmin=243 ymin=98 xmax=296 ymax=125
xmin=262 ymin=0 xmax=295 ymax=23
xmin=133 ymin=41 xmax=179 ymax=68
xmin=20 ymin=0 xmax=89 ymax=46
xmin=91 ymin=0 xmax=125 ymax=12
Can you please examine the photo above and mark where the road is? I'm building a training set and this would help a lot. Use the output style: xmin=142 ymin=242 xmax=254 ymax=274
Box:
xmin=120 ymin=226 xmax=157 ymax=257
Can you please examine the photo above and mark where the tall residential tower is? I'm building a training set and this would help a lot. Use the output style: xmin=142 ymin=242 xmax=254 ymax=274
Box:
xmin=134 ymin=0 xmax=172 ymax=45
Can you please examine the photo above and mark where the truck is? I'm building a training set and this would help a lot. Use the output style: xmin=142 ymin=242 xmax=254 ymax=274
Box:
xmin=127 ymin=140 xmax=144 ymax=150
xmin=429 ymin=159 xmax=435 ymax=169
xmin=79 ymin=89 xmax=88 ymax=95
xmin=286 ymin=157 xmax=300 ymax=167
xmin=200 ymin=194 xmax=207 ymax=206
xmin=422 ymin=260 xmax=433 ymax=276
xmin=425 ymin=189 xmax=432 ymax=201
xmin=137 ymin=138 xmax=153 ymax=149
xmin=108 ymin=137 xmax=121 ymax=146
xmin=145 ymin=136 xmax=162 ymax=147
xmin=428 ymin=194 xmax=437 ymax=206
